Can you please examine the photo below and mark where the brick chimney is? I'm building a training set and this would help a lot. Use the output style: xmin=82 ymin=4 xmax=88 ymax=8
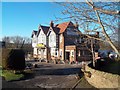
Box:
xmin=50 ymin=21 xmax=54 ymax=27
xmin=96 ymin=32 xmax=99 ymax=35
xmin=74 ymin=22 xmax=79 ymax=29
xmin=96 ymin=32 xmax=99 ymax=37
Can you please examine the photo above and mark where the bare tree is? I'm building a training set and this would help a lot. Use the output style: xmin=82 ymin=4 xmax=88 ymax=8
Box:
xmin=2 ymin=36 xmax=31 ymax=48
xmin=2 ymin=36 xmax=10 ymax=43
xmin=55 ymin=1 xmax=120 ymax=57
xmin=10 ymin=36 xmax=24 ymax=48
xmin=23 ymin=37 xmax=31 ymax=44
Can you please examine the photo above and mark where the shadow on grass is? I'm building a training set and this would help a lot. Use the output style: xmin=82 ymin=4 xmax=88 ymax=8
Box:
xmin=20 ymin=70 xmax=35 ymax=81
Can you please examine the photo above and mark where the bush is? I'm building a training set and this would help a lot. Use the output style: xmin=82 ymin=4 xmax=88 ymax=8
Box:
xmin=26 ymin=62 xmax=33 ymax=69
xmin=115 ymin=57 xmax=120 ymax=61
xmin=2 ymin=48 xmax=12 ymax=69
xmin=89 ymin=59 xmax=120 ymax=75
xmin=77 ymin=56 xmax=82 ymax=62
xmin=0 ymin=49 xmax=2 ymax=66
xmin=2 ymin=49 xmax=25 ymax=70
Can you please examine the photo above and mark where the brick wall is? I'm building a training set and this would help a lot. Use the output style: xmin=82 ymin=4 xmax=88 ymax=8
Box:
xmin=66 ymin=45 xmax=76 ymax=62
xmin=59 ymin=34 xmax=65 ymax=60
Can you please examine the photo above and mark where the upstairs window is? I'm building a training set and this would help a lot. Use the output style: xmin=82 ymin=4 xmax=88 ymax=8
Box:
xmin=33 ymin=37 xmax=37 ymax=43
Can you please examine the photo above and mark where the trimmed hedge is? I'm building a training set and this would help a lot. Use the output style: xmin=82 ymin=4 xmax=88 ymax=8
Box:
xmin=2 ymin=48 xmax=12 ymax=69
xmin=2 ymin=48 xmax=25 ymax=70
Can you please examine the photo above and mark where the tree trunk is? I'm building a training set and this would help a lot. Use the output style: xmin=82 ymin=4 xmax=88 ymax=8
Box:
xmin=91 ymin=39 xmax=95 ymax=67
xmin=95 ymin=10 xmax=120 ymax=58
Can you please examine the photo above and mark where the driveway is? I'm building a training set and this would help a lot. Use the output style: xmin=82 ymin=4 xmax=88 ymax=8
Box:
xmin=2 ymin=62 xmax=95 ymax=89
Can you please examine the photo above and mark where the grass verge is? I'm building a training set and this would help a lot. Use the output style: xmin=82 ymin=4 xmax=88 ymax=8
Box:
xmin=0 ymin=68 xmax=34 ymax=81
xmin=1 ymin=70 xmax=24 ymax=81
xmin=0 ymin=70 xmax=24 ymax=81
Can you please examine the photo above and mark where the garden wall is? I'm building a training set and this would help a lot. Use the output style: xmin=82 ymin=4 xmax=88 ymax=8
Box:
xmin=84 ymin=65 xmax=120 ymax=88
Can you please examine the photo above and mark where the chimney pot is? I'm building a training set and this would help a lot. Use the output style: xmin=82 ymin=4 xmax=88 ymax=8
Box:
xmin=50 ymin=21 xmax=54 ymax=27
xmin=75 ymin=22 xmax=79 ymax=29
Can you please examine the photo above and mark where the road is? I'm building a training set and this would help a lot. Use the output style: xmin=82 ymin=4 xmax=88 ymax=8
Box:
xmin=2 ymin=62 xmax=95 ymax=89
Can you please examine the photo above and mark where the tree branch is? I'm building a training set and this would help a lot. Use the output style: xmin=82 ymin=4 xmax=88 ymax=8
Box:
xmin=86 ymin=0 xmax=120 ymax=15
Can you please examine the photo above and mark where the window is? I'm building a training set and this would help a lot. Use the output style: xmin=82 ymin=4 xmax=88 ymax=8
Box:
xmin=95 ymin=40 xmax=97 ymax=43
xmin=60 ymin=51 xmax=62 ymax=56
xmin=33 ymin=38 xmax=37 ymax=43
xmin=80 ymin=50 xmax=84 ymax=55
xmin=55 ymin=48 xmax=57 ymax=56
xmin=50 ymin=33 xmax=55 ymax=43
xmin=81 ymin=37 xmax=84 ymax=43
xmin=41 ymin=35 xmax=44 ymax=43
xmin=84 ymin=51 xmax=89 ymax=55
xmin=72 ymin=51 xmax=74 ymax=55
xmin=55 ymin=52 xmax=57 ymax=55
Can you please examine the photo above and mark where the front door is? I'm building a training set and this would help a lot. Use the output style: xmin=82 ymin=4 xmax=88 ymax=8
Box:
xmin=66 ymin=52 xmax=70 ymax=61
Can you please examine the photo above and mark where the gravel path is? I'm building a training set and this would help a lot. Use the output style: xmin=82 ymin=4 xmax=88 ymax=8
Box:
xmin=2 ymin=62 xmax=96 ymax=89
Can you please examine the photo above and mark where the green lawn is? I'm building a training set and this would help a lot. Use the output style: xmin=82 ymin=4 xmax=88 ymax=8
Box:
xmin=1 ymin=69 xmax=24 ymax=81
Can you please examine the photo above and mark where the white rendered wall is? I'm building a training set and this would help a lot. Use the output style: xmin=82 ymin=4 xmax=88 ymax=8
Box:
xmin=38 ymin=30 xmax=46 ymax=45
xmin=49 ymin=30 xmax=56 ymax=48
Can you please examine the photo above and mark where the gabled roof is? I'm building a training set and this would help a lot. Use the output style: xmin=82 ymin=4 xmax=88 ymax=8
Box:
xmin=41 ymin=26 xmax=50 ymax=35
xmin=31 ymin=30 xmax=38 ymax=37
xmin=50 ymin=27 xmax=60 ymax=34
xmin=56 ymin=21 xmax=74 ymax=33
xmin=37 ymin=25 xmax=50 ymax=37
xmin=32 ymin=21 xmax=81 ymax=37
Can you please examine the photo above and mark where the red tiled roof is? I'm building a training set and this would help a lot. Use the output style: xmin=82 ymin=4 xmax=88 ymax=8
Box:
xmin=32 ymin=21 xmax=79 ymax=37
xmin=56 ymin=21 xmax=74 ymax=33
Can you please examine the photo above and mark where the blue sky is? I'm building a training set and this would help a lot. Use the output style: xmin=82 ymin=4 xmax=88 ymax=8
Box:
xmin=2 ymin=1 xmax=119 ymax=40
xmin=2 ymin=2 xmax=68 ymax=38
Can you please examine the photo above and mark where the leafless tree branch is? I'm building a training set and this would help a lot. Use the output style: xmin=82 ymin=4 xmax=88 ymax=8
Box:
xmin=86 ymin=0 xmax=120 ymax=15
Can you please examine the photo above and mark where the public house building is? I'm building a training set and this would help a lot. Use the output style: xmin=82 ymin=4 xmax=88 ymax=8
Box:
xmin=31 ymin=21 xmax=99 ymax=63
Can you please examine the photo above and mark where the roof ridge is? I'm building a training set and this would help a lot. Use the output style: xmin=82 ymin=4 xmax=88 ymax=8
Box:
xmin=57 ymin=21 xmax=71 ymax=25
xmin=41 ymin=25 xmax=50 ymax=28
xmin=57 ymin=21 xmax=73 ymax=33
xmin=33 ymin=30 xmax=37 ymax=32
